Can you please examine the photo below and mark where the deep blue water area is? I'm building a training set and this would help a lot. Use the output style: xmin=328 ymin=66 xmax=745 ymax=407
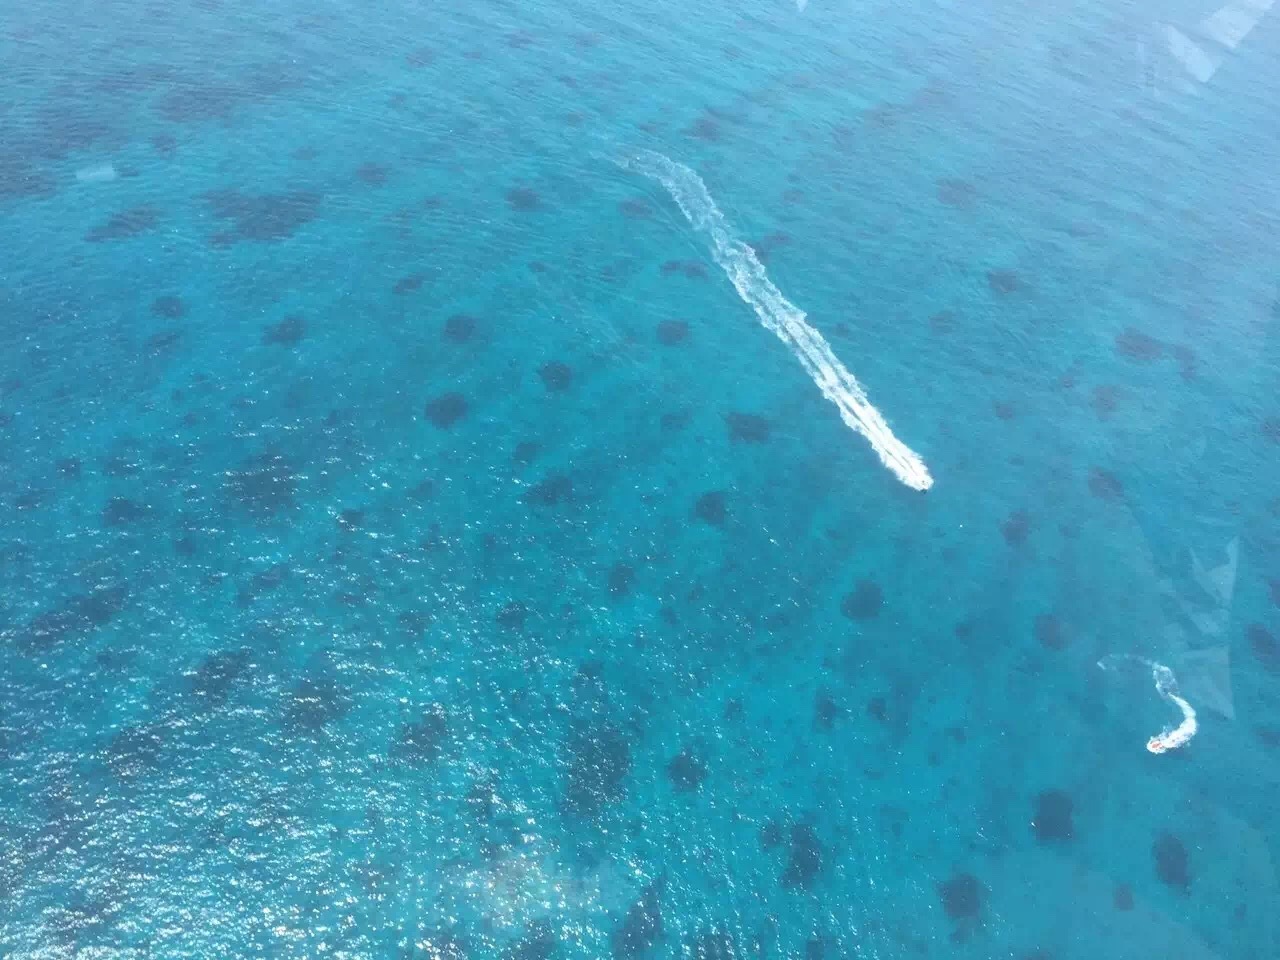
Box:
xmin=3 ymin=0 xmax=1280 ymax=957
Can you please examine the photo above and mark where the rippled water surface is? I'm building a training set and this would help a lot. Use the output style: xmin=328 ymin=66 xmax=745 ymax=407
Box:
xmin=3 ymin=1 xmax=1280 ymax=957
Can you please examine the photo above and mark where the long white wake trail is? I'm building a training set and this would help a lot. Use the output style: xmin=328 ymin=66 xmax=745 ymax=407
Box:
xmin=619 ymin=150 xmax=933 ymax=491
xmin=1098 ymin=656 xmax=1198 ymax=754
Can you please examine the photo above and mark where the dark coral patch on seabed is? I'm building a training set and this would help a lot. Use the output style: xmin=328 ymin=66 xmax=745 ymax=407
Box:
xmin=506 ymin=187 xmax=542 ymax=211
xmin=151 ymin=295 xmax=187 ymax=319
xmin=496 ymin=601 xmax=527 ymax=630
xmin=444 ymin=314 xmax=477 ymax=343
xmin=937 ymin=178 xmax=977 ymax=209
xmin=150 ymin=132 xmax=177 ymax=154
xmin=285 ymin=675 xmax=351 ymax=731
xmin=724 ymin=412 xmax=770 ymax=444
xmin=1001 ymin=510 xmax=1031 ymax=546
xmin=18 ymin=585 xmax=129 ymax=655
xmin=656 ymin=319 xmax=689 ymax=345
xmin=612 ymin=880 xmax=665 ymax=958
xmin=85 ymin=206 xmax=160 ymax=242
xmin=336 ymin=508 xmax=364 ymax=531
xmin=393 ymin=706 xmax=447 ymax=763
xmin=145 ymin=329 xmax=183 ymax=356
xmin=1152 ymin=831 xmax=1191 ymax=891
xmin=190 ymin=649 xmax=251 ymax=708
xmin=841 ymin=580 xmax=882 ymax=621
xmin=1035 ymin=614 xmax=1068 ymax=650
xmin=14 ymin=489 xmax=48 ymax=511
xmin=690 ymin=932 xmax=738 ymax=960
xmin=393 ymin=274 xmax=425 ymax=294
xmin=1247 ymin=624 xmax=1279 ymax=672
xmin=660 ymin=411 xmax=690 ymax=432
xmin=262 ymin=315 xmax=306 ymax=347
xmin=1171 ymin=344 xmax=1197 ymax=379
xmin=205 ymin=188 xmax=321 ymax=242
xmin=1091 ymin=385 xmax=1119 ymax=418
xmin=506 ymin=922 xmax=559 ymax=960
xmin=987 ymin=269 xmax=1022 ymax=295
xmin=19 ymin=609 xmax=84 ymax=655
xmin=405 ymin=46 xmax=433 ymax=67
xmin=814 ymin=691 xmax=840 ymax=730
xmin=781 ymin=823 xmax=823 ymax=889
xmin=694 ymin=491 xmax=727 ymax=527
xmin=102 ymin=497 xmax=149 ymax=527
xmin=688 ymin=115 xmax=721 ymax=141
xmin=354 ymin=162 xmax=390 ymax=186
xmin=666 ymin=749 xmax=706 ymax=792
xmin=563 ymin=723 xmax=632 ymax=818
xmin=227 ymin=452 xmax=299 ymax=518
xmin=0 ymin=155 xmax=57 ymax=200
xmin=759 ymin=820 xmax=783 ymax=849
xmin=525 ymin=473 xmax=573 ymax=506
xmin=608 ymin=562 xmax=635 ymax=598
xmin=539 ymin=361 xmax=573 ymax=392
xmin=937 ymin=870 xmax=985 ymax=923
xmin=752 ymin=231 xmax=791 ymax=263
xmin=512 ymin=440 xmax=540 ymax=465
xmin=1115 ymin=327 xmax=1163 ymax=362
xmin=1088 ymin=468 xmax=1123 ymax=501
xmin=106 ymin=725 xmax=165 ymax=780
xmin=158 ymin=83 xmax=243 ymax=123
xmin=416 ymin=932 xmax=468 ymax=960
xmin=619 ymin=198 xmax=653 ymax=218
xmin=929 ymin=311 xmax=955 ymax=334
xmin=424 ymin=392 xmax=468 ymax=428
xmin=1031 ymin=789 xmax=1074 ymax=843
xmin=660 ymin=260 xmax=707 ymax=279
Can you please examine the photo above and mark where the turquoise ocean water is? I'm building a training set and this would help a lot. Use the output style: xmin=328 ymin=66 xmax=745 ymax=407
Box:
xmin=2 ymin=0 xmax=1280 ymax=957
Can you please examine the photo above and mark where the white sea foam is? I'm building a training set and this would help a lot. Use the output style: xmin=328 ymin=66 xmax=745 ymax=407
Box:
xmin=1147 ymin=662 xmax=1198 ymax=753
xmin=1098 ymin=655 xmax=1198 ymax=753
xmin=619 ymin=150 xmax=933 ymax=491
xmin=1199 ymin=0 xmax=1275 ymax=51
xmin=76 ymin=163 xmax=118 ymax=183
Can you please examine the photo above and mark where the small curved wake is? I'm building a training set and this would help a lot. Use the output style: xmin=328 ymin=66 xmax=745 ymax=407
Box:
xmin=618 ymin=150 xmax=933 ymax=491
xmin=1098 ymin=656 xmax=1198 ymax=754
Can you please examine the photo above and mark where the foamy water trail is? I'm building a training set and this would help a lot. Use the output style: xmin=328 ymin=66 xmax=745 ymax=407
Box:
xmin=1098 ymin=656 xmax=1198 ymax=754
xmin=1147 ymin=663 xmax=1198 ymax=753
xmin=618 ymin=150 xmax=933 ymax=491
